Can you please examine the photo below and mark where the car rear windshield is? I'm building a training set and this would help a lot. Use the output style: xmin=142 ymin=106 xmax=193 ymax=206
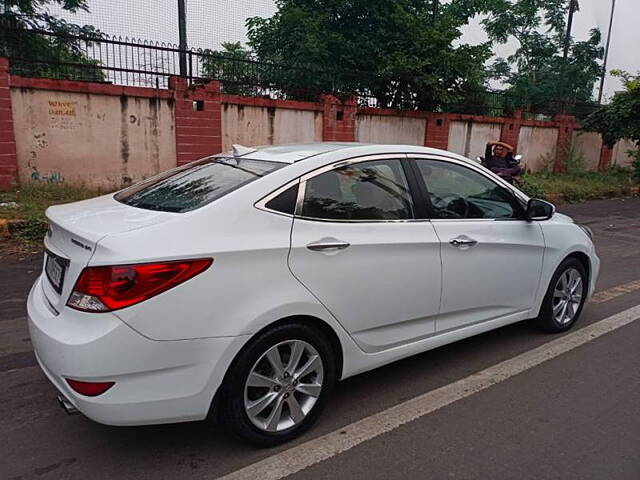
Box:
xmin=115 ymin=157 xmax=284 ymax=212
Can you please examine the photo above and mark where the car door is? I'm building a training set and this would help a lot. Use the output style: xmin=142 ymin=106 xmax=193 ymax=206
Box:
xmin=288 ymin=155 xmax=442 ymax=353
xmin=410 ymin=156 xmax=545 ymax=332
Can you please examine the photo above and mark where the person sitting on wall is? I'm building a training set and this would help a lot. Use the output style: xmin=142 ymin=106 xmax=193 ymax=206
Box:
xmin=484 ymin=141 xmax=522 ymax=181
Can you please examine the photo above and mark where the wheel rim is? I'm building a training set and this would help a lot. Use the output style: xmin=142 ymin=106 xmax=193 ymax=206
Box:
xmin=243 ymin=340 xmax=324 ymax=433
xmin=552 ymin=268 xmax=584 ymax=325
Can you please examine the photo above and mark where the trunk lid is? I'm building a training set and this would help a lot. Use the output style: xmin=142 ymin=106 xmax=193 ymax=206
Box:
xmin=42 ymin=194 xmax=177 ymax=312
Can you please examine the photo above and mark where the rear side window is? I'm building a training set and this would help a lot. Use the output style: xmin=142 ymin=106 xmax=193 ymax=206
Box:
xmin=265 ymin=184 xmax=299 ymax=215
xmin=115 ymin=157 xmax=284 ymax=212
xmin=301 ymin=159 xmax=414 ymax=221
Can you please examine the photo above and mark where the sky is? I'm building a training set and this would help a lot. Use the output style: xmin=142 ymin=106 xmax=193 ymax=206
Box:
xmin=48 ymin=0 xmax=639 ymax=100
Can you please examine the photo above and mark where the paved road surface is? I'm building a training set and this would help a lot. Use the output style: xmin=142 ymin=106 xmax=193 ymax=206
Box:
xmin=1 ymin=197 xmax=639 ymax=479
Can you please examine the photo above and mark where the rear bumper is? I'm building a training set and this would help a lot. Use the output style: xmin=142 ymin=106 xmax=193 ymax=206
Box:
xmin=27 ymin=275 xmax=248 ymax=426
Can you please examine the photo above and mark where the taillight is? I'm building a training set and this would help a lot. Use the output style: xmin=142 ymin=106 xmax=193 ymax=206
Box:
xmin=67 ymin=258 xmax=212 ymax=312
xmin=66 ymin=379 xmax=115 ymax=396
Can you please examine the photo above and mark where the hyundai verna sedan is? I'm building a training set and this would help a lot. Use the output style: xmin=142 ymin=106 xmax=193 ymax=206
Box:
xmin=28 ymin=143 xmax=599 ymax=445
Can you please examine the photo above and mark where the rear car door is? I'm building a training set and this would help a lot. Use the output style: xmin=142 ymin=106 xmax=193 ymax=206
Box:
xmin=287 ymin=155 xmax=442 ymax=353
xmin=410 ymin=156 xmax=545 ymax=332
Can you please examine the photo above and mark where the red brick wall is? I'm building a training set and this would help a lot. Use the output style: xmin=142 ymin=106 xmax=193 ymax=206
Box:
xmin=424 ymin=114 xmax=450 ymax=150
xmin=598 ymin=144 xmax=614 ymax=171
xmin=0 ymin=58 xmax=18 ymax=189
xmin=170 ymin=77 xmax=222 ymax=166
xmin=321 ymin=94 xmax=356 ymax=142
xmin=500 ymin=110 xmax=521 ymax=151
xmin=553 ymin=115 xmax=577 ymax=172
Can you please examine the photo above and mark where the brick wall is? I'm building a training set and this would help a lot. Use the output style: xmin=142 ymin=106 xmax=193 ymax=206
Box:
xmin=424 ymin=114 xmax=450 ymax=150
xmin=170 ymin=77 xmax=222 ymax=166
xmin=598 ymin=144 xmax=614 ymax=171
xmin=0 ymin=58 xmax=18 ymax=189
xmin=321 ymin=94 xmax=356 ymax=142
xmin=553 ymin=115 xmax=577 ymax=172
xmin=500 ymin=110 xmax=521 ymax=151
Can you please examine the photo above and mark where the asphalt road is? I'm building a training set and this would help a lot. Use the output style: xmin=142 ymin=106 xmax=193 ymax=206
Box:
xmin=1 ymin=197 xmax=639 ymax=480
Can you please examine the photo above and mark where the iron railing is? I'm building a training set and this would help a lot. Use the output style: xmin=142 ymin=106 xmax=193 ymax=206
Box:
xmin=1 ymin=25 xmax=599 ymax=119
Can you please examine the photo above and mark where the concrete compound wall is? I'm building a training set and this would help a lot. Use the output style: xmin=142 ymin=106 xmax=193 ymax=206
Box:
xmin=10 ymin=87 xmax=176 ymax=190
xmin=517 ymin=126 xmax=559 ymax=172
xmin=355 ymin=114 xmax=426 ymax=145
xmin=448 ymin=121 xmax=502 ymax=159
xmin=572 ymin=131 xmax=603 ymax=171
xmin=0 ymin=57 xmax=636 ymax=190
xmin=612 ymin=138 xmax=637 ymax=168
xmin=222 ymin=103 xmax=323 ymax=151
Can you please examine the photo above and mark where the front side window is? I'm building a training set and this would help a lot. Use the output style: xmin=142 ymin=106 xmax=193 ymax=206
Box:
xmin=301 ymin=159 xmax=414 ymax=221
xmin=116 ymin=157 xmax=284 ymax=213
xmin=415 ymin=159 xmax=521 ymax=219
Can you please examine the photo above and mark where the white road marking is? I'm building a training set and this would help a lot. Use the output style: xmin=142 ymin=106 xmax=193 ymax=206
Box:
xmin=218 ymin=304 xmax=640 ymax=480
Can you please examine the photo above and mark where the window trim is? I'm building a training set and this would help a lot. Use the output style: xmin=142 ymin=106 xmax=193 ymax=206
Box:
xmin=408 ymin=155 xmax=528 ymax=222
xmin=295 ymin=154 xmax=424 ymax=224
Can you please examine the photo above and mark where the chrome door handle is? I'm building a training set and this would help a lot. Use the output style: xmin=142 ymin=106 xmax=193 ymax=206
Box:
xmin=449 ymin=236 xmax=478 ymax=248
xmin=306 ymin=240 xmax=350 ymax=251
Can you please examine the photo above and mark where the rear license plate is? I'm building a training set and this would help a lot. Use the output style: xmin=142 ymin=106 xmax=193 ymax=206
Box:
xmin=45 ymin=251 xmax=68 ymax=294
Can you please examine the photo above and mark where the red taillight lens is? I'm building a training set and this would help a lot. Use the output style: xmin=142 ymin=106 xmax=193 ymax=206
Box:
xmin=67 ymin=258 xmax=212 ymax=312
xmin=66 ymin=379 xmax=115 ymax=397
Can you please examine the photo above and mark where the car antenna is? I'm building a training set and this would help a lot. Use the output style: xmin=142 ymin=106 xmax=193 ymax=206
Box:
xmin=232 ymin=144 xmax=257 ymax=163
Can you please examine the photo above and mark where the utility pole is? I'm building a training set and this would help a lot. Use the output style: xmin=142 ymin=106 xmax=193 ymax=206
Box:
xmin=562 ymin=0 xmax=577 ymax=61
xmin=177 ymin=0 xmax=188 ymax=77
xmin=598 ymin=0 xmax=617 ymax=104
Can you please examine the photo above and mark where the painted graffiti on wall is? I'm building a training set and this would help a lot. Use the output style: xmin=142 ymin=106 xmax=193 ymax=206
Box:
xmin=48 ymin=100 xmax=82 ymax=131
xmin=31 ymin=166 xmax=64 ymax=184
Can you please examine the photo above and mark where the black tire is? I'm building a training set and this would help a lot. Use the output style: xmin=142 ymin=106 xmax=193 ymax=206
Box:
xmin=218 ymin=322 xmax=338 ymax=446
xmin=535 ymin=258 xmax=587 ymax=333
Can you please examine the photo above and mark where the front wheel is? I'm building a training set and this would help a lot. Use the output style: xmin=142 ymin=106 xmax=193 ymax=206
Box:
xmin=219 ymin=323 xmax=337 ymax=446
xmin=535 ymin=258 xmax=587 ymax=333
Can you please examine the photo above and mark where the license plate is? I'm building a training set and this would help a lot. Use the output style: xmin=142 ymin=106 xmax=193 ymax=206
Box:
xmin=45 ymin=252 xmax=68 ymax=294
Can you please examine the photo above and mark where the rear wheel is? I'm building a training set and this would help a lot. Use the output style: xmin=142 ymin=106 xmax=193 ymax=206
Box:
xmin=535 ymin=258 xmax=587 ymax=333
xmin=219 ymin=323 xmax=337 ymax=446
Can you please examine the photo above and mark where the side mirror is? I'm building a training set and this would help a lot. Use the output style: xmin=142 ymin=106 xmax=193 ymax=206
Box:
xmin=526 ymin=198 xmax=555 ymax=221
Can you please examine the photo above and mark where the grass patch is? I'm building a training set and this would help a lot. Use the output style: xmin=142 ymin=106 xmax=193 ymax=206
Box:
xmin=520 ymin=166 xmax=634 ymax=203
xmin=0 ymin=184 xmax=101 ymax=249
xmin=0 ymin=183 xmax=100 ymax=222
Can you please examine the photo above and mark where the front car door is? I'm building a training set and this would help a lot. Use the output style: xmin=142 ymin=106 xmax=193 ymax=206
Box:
xmin=287 ymin=155 xmax=442 ymax=353
xmin=410 ymin=156 xmax=545 ymax=332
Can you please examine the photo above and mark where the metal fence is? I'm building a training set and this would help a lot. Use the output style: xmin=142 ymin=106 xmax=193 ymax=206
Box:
xmin=1 ymin=25 xmax=598 ymax=119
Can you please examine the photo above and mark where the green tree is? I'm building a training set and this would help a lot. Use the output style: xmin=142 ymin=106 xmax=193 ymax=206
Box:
xmin=483 ymin=0 xmax=603 ymax=116
xmin=245 ymin=0 xmax=497 ymax=109
xmin=200 ymin=42 xmax=262 ymax=96
xmin=583 ymin=71 xmax=640 ymax=182
xmin=583 ymin=71 xmax=640 ymax=147
xmin=1 ymin=0 xmax=103 ymax=81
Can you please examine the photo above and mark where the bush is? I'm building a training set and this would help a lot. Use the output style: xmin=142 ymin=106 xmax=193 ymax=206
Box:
xmin=519 ymin=168 xmax=632 ymax=203
xmin=630 ymin=149 xmax=640 ymax=183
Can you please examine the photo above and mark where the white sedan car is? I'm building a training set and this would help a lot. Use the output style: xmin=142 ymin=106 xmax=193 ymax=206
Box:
xmin=28 ymin=143 xmax=599 ymax=445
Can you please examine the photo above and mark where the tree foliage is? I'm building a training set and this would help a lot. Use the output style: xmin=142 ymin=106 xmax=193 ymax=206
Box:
xmin=245 ymin=0 xmax=498 ymax=109
xmin=583 ymin=71 xmax=640 ymax=147
xmin=201 ymin=42 xmax=264 ymax=96
xmin=0 ymin=0 xmax=103 ymax=80
xmin=484 ymin=0 xmax=603 ymax=114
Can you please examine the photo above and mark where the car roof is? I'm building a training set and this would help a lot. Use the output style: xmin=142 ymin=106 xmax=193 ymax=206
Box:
xmin=238 ymin=142 xmax=474 ymax=165
xmin=239 ymin=143 xmax=365 ymax=163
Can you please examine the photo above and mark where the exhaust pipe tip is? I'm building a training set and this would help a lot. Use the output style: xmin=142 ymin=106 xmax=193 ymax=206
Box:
xmin=57 ymin=394 xmax=79 ymax=415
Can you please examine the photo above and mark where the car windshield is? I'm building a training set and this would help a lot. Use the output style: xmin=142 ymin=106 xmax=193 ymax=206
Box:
xmin=115 ymin=157 xmax=284 ymax=212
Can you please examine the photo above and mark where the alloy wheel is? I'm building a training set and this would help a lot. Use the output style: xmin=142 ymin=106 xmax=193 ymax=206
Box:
xmin=243 ymin=340 xmax=324 ymax=432
xmin=552 ymin=267 xmax=584 ymax=325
